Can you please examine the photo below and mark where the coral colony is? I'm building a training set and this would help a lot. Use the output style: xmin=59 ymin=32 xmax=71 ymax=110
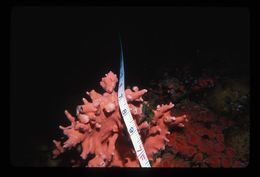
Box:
xmin=52 ymin=71 xmax=248 ymax=168
xmin=152 ymin=105 xmax=243 ymax=168
xmin=52 ymin=71 xmax=187 ymax=167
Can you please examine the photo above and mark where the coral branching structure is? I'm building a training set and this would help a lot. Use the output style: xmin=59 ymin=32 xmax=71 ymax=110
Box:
xmin=52 ymin=71 xmax=187 ymax=167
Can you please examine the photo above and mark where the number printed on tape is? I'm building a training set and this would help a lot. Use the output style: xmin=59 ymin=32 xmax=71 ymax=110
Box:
xmin=118 ymin=40 xmax=150 ymax=167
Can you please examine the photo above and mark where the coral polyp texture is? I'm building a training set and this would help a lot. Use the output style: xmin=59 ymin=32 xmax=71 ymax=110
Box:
xmin=52 ymin=71 xmax=187 ymax=167
xmin=152 ymin=102 xmax=246 ymax=168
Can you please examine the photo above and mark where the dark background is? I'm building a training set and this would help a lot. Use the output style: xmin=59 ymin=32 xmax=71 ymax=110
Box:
xmin=10 ymin=6 xmax=249 ymax=166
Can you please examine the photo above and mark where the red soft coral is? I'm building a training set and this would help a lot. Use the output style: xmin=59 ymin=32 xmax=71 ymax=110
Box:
xmin=221 ymin=158 xmax=232 ymax=168
xmin=193 ymin=152 xmax=203 ymax=164
xmin=165 ymin=101 xmax=243 ymax=168
xmin=205 ymin=157 xmax=221 ymax=168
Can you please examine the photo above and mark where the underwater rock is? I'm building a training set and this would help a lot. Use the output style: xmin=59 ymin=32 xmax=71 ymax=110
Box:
xmin=165 ymin=102 xmax=245 ymax=168
xmin=225 ymin=127 xmax=250 ymax=162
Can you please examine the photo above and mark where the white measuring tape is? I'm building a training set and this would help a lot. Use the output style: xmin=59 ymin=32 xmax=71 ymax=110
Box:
xmin=118 ymin=40 xmax=151 ymax=167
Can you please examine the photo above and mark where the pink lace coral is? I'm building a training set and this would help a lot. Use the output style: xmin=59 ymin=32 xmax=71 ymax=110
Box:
xmin=52 ymin=71 xmax=187 ymax=167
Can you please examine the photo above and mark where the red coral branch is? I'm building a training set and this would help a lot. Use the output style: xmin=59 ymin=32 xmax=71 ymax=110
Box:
xmin=52 ymin=71 xmax=186 ymax=167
